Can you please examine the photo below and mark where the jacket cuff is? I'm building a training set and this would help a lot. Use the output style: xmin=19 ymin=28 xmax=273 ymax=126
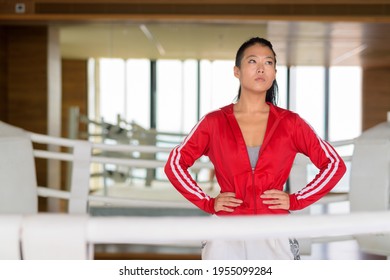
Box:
xmin=205 ymin=197 xmax=216 ymax=214
xmin=288 ymin=194 xmax=300 ymax=211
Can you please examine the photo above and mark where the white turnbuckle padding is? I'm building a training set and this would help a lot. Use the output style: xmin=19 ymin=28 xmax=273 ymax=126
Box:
xmin=0 ymin=215 xmax=23 ymax=260
xmin=0 ymin=136 xmax=38 ymax=214
xmin=21 ymin=214 xmax=89 ymax=260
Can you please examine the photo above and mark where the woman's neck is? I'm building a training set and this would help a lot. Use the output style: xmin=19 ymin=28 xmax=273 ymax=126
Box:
xmin=234 ymin=94 xmax=269 ymax=114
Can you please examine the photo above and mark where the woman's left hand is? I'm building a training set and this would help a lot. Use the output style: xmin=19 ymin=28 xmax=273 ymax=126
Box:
xmin=260 ymin=189 xmax=290 ymax=210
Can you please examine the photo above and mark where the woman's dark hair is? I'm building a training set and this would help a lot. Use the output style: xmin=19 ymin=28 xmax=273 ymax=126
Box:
xmin=235 ymin=37 xmax=278 ymax=105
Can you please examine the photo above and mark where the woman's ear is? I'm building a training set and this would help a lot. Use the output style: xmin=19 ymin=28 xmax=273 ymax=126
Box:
xmin=234 ymin=66 xmax=240 ymax=78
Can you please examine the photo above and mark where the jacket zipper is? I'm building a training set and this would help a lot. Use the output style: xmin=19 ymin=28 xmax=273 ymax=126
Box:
xmin=252 ymin=169 xmax=257 ymax=214
xmin=246 ymin=146 xmax=257 ymax=214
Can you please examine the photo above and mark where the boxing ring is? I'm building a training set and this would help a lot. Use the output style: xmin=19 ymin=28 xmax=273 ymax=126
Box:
xmin=0 ymin=118 xmax=389 ymax=260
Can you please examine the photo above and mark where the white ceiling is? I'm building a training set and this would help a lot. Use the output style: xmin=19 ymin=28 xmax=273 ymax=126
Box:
xmin=59 ymin=20 xmax=390 ymax=67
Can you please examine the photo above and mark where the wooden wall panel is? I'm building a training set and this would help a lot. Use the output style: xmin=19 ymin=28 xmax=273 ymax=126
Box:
xmin=61 ymin=59 xmax=88 ymax=191
xmin=6 ymin=26 xmax=48 ymax=134
xmin=362 ymin=67 xmax=390 ymax=130
xmin=0 ymin=27 xmax=7 ymax=121
xmin=6 ymin=26 xmax=49 ymax=211
xmin=61 ymin=59 xmax=88 ymax=139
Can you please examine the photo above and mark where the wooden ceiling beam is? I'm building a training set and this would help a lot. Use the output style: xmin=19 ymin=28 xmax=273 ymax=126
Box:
xmin=1 ymin=1 xmax=390 ymax=23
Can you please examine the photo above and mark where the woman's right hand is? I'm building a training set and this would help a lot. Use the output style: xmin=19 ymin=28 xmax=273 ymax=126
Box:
xmin=214 ymin=192 xmax=243 ymax=212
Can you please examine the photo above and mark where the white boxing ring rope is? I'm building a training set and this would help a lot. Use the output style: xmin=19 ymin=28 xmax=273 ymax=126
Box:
xmin=30 ymin=132 xmax=212 ymax=169
xmin=7 ymin=211 xmax=390 ymax=249
xmin=3 ymin=211 xmax=390 ymax=260
xmin=86 ymin=211 xmax=390 ymax=245
xmin=36 ymin=187 xmax=198 ymax=209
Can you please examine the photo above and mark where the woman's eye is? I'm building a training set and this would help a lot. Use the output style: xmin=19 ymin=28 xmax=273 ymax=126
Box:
xmin=265 ymin=61 xmax=274 ymax=65
xmin=249 ymin=59 xmax=256 ymax=63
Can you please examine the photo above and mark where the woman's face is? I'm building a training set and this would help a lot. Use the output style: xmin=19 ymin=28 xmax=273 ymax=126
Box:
xmin=234 ymin=43 xmax=276 ymax=95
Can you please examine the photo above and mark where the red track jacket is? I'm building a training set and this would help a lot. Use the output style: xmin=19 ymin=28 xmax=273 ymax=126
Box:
xmin=164 ymin=103 xmax=346 ymax=216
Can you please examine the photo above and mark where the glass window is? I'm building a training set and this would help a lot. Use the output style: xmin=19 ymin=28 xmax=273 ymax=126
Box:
xmin=156 ymin=59 xmax=199 ymax=134
xmin=181 ymin=60 xmax=199 ymax=133
xmin=200 ymin=60 xmax=238 ymax=117
xmin=329 ymin=67 xmax=361 ymax=194
xmin=99 ymin=58 xmax=125 ymax=124
xmin=291 ymin=66 xmax=326 ymax=138
xmin=199 ymin=60 xmax=212 ymax=117
xmin=156 ymin=60 xmax=183 ymax=133
xmin=329 ymin=66 xmax=362 ymax=142
xmin=276 ymin=65 xmax=288 ymax=109
xmin=154 ymin=60 xmax=199 ymax=180
xmin=125 ymin=59 xmax=151 ymax=129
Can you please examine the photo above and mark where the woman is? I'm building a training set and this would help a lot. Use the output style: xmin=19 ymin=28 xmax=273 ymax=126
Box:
xmin=164 ymin=37 xmax=346 ymax=260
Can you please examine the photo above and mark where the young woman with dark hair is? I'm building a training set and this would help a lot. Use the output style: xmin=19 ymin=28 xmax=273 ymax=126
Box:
xmin=164 ymin=37 xmax=346 ymax=260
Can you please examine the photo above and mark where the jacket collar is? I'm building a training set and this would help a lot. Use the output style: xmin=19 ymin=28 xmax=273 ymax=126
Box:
xmin=220 ymin=102 xmax=288 ymax=151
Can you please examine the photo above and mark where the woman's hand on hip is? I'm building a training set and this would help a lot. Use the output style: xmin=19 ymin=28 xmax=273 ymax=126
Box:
xmin=260 ymin=189 xmax=290 ymax=210
xmin=214 ymin=192 xmax=243 ymax=213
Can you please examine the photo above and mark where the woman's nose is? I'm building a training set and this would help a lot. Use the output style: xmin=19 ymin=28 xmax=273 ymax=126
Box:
xmin=257 ymin=68 xmax=264 ymax=74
